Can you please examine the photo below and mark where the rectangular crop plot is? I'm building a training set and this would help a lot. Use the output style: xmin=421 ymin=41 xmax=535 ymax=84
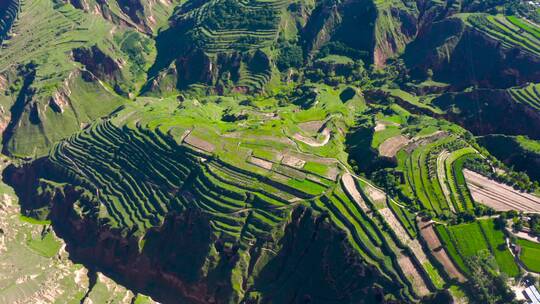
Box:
xmin=437 ymin=220 xmax=519 ymax=276
xmin=464 ymin=169 xmax=540 ymax=213
xmin=183 ymin=133 xmax=216 ymax=153
xmin=517 ymin=238 xmax=540 ymax=273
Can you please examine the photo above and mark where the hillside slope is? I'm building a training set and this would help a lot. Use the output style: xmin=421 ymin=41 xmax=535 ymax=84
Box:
xmin=1 ymin=0 xmax=540 ymax=303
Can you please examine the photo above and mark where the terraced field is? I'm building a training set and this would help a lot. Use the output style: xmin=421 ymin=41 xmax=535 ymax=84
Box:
xmin=509 ymin=83 xmax=540 ymax=111
xmin=0 ymin=0 xmax=19 ymax=43
xmin=179 ymin=0 xmax=285 ymax=55
xmin=418 ymin=219 xmax=466 ymax=283
xmin=466 ymin=14 xmax=540 ymax=56
xmin=3 ymin=0 xmax=540 ymax=302
xmin=464 ymin=169 xmax=540 ymax=212
xmin=398 ymin=135 xmax=477 ymax=215
xmin=7 ymin=94 xmax=445 ymax=301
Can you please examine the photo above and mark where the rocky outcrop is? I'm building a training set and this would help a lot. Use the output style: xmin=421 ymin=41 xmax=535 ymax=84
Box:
xmin=72 ymin=46 xmax=125 ymax=92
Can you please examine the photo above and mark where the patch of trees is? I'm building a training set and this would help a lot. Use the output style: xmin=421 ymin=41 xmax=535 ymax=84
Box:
xmin=317 ymin=41 xmax=369 ymax=61
xmin=464 ymin=250 xmax=518 ymax=304
xmin=205 ymin=0 xmax=277 ymax=30
xmin=464 ymin=156 xmax=539 ymax=193
xmin=502 ymin=0 xmax=540 ymax=23
xmin=276 ymin=40 xmax=303 ymax=70
xmin=221 ymin=108 xmax=248 ymax=122
xmin=305 ymin=58 xmax=368 ymax=86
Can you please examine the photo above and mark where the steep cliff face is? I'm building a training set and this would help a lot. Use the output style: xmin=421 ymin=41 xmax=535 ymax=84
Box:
xmin=405 ymin=16 xmax=540 ymax=89
xmin=478 ymin=135 xmax=540 ymax=183
xmin=300 ymin=0 xmax=419 ymax=66
xmin=433 ymin=89 xmax=540 ymax=139
xmin=67 ymin=0 xmax=180 ymax=34
xmin=372 ymin=4 xmax=418 ymax=66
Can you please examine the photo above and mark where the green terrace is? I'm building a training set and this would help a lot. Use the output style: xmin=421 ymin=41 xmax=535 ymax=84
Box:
xmin=0 ymin=0 xmax=19 ymax=43
xmin=465 ymin=13 xmax=540 ymax=56
xmin=42 ymin=90 xmax=356 ymax=231
xmin=397 ymin=136 xmax=477 ymax=214
xmin=178 ymin=0 xmax=285 ymax=54
xmin=509 ymin=82 xmax=540 ymax=111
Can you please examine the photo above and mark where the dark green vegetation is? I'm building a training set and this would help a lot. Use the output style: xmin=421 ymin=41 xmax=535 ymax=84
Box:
xmin=1 ymin=0 xmax=540 ymax=303
xmin=464 ymin=251 xmax=517 ymax=304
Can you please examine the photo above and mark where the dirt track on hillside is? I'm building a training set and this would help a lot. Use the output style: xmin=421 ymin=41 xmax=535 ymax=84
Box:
xmin=464 ymin=169 xmax=540 ymax=213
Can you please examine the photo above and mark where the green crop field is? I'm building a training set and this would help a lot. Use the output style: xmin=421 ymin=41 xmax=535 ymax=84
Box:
xmin=517 ymin=238 xmax=540 ymax=272
xmin=478 ymin=220 xmax=520 ymax=277
xmin=436 ymin=220 xmax=519 ymax=277
xmin=396 ymin=132 xmax=477 ymax=215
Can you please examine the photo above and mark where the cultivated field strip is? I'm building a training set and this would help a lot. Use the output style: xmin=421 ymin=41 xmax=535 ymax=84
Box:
xmin=315 ymin=187 xmax=418 ymax=298
xmin=402 ymin=136 xmax=475 ymax=215
xmin=435 ymin=219 xmax=519 ymax=277
xmin=467 ymin=14 xmax=540 ymax=56
xmin=464 ymin=169 xmax=540 ymax=213
xmin=509 ymin=83 xmax=540 ymax=110
xmin=418 ymin=220 xmax=466 ymax=282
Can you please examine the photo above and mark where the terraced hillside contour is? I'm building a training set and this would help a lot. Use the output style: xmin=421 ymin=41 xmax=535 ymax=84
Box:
xmin=146 ymin=0 xmax=284 ymax=92
xmin=0 ymin=0 xmax=19 ymax=43
xmin=509 ymin=83 xmax=540 ymax=111
xmin=5 ymin=96 xmax=438 ymax=302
